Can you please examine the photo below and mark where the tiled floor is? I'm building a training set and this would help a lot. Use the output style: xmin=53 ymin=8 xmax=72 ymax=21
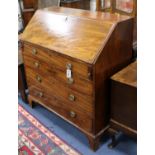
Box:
xmin=19 ymin=97 xmax=137 ymax=155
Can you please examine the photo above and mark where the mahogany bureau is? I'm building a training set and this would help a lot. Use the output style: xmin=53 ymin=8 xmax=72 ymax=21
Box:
xmin=21 ymin=7 xmax=134 ymax=150
xmin=108 ymin=61 xmax=137 ymax=148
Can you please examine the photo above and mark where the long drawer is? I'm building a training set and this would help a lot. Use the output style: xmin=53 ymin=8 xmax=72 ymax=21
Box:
xmin=23 ymin=54 xmax=93 ymax=96
xmin=23 ymin=43 xmax=93 ymax=80
xmin=25 ymin=67 xmax=94 ymax=116
xmin=29 ymin=86 xmax=93 ymax=133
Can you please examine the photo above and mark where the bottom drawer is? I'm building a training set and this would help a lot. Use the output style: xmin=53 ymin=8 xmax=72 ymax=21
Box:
xmin=29 ymin=86 xmax=93 ymax=133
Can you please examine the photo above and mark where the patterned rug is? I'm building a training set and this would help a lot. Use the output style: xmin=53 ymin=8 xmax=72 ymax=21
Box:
xmin=18 ymin=105 xmax=81 ymax=155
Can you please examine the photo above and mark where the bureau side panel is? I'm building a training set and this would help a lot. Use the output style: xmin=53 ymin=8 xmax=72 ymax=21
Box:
xmin=94 ymin=18 xmax=134 ymax=134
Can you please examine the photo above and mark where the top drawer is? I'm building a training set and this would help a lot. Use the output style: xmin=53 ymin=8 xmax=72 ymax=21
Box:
xmin=23 ymin=44 xmax=93 ymax=81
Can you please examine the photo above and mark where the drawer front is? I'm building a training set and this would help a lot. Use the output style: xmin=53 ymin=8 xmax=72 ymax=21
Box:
xmin=23 ymin=55 xmax=93 ymax=96
xmin=25 ymin=68 xmax=93 ymax=116
xmin=29 ymin=86 xmax=93 ymax=133
xmin=23 ymin=44 xmax=93 ymax=80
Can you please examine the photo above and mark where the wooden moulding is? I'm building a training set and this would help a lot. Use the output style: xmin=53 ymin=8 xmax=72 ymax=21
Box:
xmin=21 ymin=7 xmax=134 ymax=151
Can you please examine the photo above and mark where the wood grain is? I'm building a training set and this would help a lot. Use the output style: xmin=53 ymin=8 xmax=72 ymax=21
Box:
xmin=21 ymin=7 xmax=134 ymax=150
xmin=22 ymin=9 xmax=35 ymax=27
xmin=111 ymin=61 xmax=137 ymax=87
xmin=21 ymin=9 xmax=121 ymax=63
xmin=45 ymin=6 xmax=131 ymax=22
xmin=25 ymin=68 xmax=94 ymax=115
xmin=29 ymin=86 xmax=93 ymax=133
xmin=109 ymin=61 xmax=137 ymax=137
xmin=93 ymin=18 xmax=133 ymax=134
xmin=22 ymin=0 xmax=38 ymax=9
xmin=23 ymin=43 xmax=93 ymax=79
xmin=23 ymin=54 xmax=93 ymax=96
xmin=60 ymin=0 xmax=82 ymax=9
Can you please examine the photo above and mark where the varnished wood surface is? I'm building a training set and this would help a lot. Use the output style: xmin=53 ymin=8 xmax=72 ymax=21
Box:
xmin=110 ymin=61 xmax=137 ymax=137
xmin=21 ymin=7 xmax=134 ymax=150
xmin=21 ymin=0 xmax=38 ymax=27
xmin=23 ymin=55 xmax=93 ymax=96
xmin=110 ymin=119 xmax=137 ymax=137
xmin=93 ymin=18 xmax=133 ymax=134
xmin=23 ymin=44 xmax=93 ymax=79
xmin=22 ymin=43 xmax=94 ymax=117
xmin=22 ymin=0 xmax=38 ymax=9
xmin=96 ymin=0 xmax=137 ymax=48
xmin=21 ymin=7 xmax=132 ymax=64
xmin=22 ymin=9 xmax=35 ymax=27
xmin=111 ymin=61 xmax=137 ymax=87
xmin=45 ymin=6 xmax=131 ymax=22
xmin=110 ymin=81 xmax=137 ymax=130
xmin=60 ymin=0 xmax=82 ymax=8
xmin=28 ymin=89 xmax=93 ymax=133
xmin=25 ymin=68 xmax=94 ymax=116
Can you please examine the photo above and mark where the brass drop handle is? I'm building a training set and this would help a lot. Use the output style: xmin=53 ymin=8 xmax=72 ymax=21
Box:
xmin=68 ymin=94 xmax=75 ymax=101
xmin=34 ymin=62 xmax=39 ymax=68
xmin=32 ymin=48 xmax=37 ymax=55
xmin=36 ymin=76 xmax=42 ymax=82
xmin=38 ymin=92 xmax=43 ymax=97
xmin=70 ymin=111 xmax=76 ymax=118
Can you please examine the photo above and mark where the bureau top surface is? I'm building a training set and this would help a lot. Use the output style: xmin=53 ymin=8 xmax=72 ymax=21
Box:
xmin=111 ymin=61 xmax=137 ymax=87
xmin=21 ymin=7 xmax=131 ymax=64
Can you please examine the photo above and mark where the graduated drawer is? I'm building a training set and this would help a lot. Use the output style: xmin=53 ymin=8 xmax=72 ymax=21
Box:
xmin=23 ymin=54 xmax=93 ymax=96
xmin=25 ymin=68 xmax=94 ymax=116
xmin=29 ymin=86 xmax=93 ymax=133
xmin=23 ymin=43 xmax=93 ymax=81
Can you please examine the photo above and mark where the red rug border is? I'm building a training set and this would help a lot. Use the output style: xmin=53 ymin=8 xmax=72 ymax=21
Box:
xmin=19 ymin=145 xmax=34 ymax=155
xmin=18 ymin=103 xmax=82 ymax=155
